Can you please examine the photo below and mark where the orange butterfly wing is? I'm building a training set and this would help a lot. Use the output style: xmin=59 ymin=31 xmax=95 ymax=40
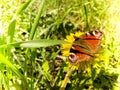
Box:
xmin=69 ymin=30 xmax=103 ymax=64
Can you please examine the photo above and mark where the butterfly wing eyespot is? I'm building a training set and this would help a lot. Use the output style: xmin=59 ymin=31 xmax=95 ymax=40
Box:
xmin=69 ymin=53 xmax=77 ymax=63
xmin=69 ymin=30 xmax=103 ymax=64
xmin=92 ymin=30 xmax=103 ymax=39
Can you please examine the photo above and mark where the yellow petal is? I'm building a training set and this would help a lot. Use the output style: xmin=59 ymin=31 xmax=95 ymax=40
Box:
xmin=74 ymin=31 xmax=83 ymax=37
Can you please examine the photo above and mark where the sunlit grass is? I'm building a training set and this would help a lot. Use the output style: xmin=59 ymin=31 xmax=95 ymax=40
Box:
xmin=103 ymin=0 xmax=120 ymax=89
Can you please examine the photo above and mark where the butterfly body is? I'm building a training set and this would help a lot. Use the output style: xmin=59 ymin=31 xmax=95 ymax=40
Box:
xmin=69 ymin=30 xmax=103 ymax=64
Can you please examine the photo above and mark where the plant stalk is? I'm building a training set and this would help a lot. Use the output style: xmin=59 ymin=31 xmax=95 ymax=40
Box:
xmin=60 ymin=66 xmax=74 ymax=90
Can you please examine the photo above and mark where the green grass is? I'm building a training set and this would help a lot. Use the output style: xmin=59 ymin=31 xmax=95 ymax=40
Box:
xmin=0 ymin=0 xmax=120 ymax=90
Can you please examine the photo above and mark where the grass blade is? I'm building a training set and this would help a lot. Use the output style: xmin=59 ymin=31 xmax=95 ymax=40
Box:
xmin=29 ymin=0 xmax=45 ymax=40
xmin=20 ymin=39 xmax=70 ymax=48
xmin=16 ymin=0 xmax=32 ymax=15
xmin=0 ymin=54 xmax=27 ymax=88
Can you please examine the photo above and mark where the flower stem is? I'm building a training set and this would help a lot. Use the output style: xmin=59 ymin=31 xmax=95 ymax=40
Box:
xmin=60 ymin=66 xmax=74 ymax=90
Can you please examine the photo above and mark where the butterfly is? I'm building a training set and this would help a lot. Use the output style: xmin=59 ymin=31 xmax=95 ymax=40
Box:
xmin=69 ymin=30 xmax=103 ymax=64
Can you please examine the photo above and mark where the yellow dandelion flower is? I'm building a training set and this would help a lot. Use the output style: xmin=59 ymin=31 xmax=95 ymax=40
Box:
xmin=61 ymin=33 xmax=75 ymax=56
xmin=61 ymin=31 xmax=84 ymax=70
xmin=61 ymin=31 xmax=83 ymax=57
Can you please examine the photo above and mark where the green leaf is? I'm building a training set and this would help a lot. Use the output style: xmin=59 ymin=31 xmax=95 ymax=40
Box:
xmin=0 ymin=39 xmax=70 ymax=48
xmin=16 ymin=0 xmax=32 ymax=15
xmin=8 ymin=19 xmax=16 ymax=43
xmin=20 ymin=39 xmax=70 ymax=48
xmin=29 ymin=0 xmax=45 ymax=40
xmin=8 ymin=0 xmax=33 ymax=43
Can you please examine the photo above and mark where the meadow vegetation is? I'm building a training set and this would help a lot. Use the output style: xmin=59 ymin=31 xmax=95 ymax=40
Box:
xmin=0 ymin=0 xmax=120 ymax=90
